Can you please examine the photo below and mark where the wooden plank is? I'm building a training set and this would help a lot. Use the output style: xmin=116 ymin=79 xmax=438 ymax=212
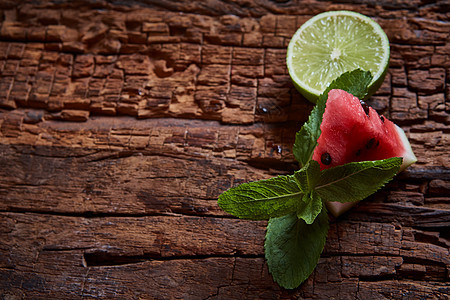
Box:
xmin=1 ymin=212 xmax=448 ymax=298
xmin=0 ymin=0 xmax=449 ymax=298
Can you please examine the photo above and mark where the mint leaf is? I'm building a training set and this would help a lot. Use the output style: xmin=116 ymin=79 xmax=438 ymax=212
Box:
xmin=293 ymin=96 xmax=326 ymax=168
xmin=293 ymin=160 xmax=322 ymax=224
xmin=297 ymin=190 xmax=322 ymax=224
xmin=293 ymin=69 xmax=373 ymax=168
xmin=323 ymin=69 xmax=373 ymax=101
xmin=265 ymin=208 xmax=329 ymax=289
xmin=217 ymin=175 xmax=303 ymax=220
xmin=316 ymin=157 xmax=402 ymax=203
xmin=294 ymin=160 xmax=320 ymax=191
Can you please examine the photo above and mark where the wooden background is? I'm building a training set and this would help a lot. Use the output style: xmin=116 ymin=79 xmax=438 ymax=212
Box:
xmin=0 ymin=0 xmax=449 ymax=299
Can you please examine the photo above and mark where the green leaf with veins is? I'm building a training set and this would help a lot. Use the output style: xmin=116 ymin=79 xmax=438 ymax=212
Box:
xmin=217 ymin=174 xmax=303 ymax=220
xmin=293 ymin=95 xmax=326 ymax=168
xmin=294 ymin=161 xmax=322 ymax=224
xmin=265 ymin=208 xmax=329 ymax=289
xmin=297 ymin=190 xmax=322 ymax=225
xmin=315 ymin=157 xmax=402 ymax=203
xmin=294 ymin=160 xmax=321 ymax=191
xmin=325 ymin=69 xmax=373 ymax=100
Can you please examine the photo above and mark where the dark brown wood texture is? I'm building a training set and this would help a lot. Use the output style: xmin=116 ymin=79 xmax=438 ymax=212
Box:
xmin=0 ymin=0 xmax=449 ymax=299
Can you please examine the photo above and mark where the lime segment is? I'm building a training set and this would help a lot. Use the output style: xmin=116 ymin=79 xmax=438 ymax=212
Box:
xmin=287 ymin=11 xmax=390 ymax=103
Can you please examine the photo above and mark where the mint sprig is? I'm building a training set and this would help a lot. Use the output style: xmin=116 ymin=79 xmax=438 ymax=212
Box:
xmin=217 ymin=69 xmax=402 ymax=289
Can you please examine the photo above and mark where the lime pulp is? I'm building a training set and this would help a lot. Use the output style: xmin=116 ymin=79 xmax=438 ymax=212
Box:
xmin=287 ymin=11 xmax=390 ymax=103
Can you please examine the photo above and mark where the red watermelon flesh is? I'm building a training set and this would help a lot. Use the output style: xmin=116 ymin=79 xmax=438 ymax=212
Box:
xmin=312 ymin=89 xmax=417 ymax=217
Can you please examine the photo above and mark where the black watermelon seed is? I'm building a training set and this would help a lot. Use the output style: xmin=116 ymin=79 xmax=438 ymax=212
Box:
xmin=375 ymin=140 xmax=380 ymax=148
xmin=321 ymin=152 xmax=332 ymax=165
xmin=380 ymin=116 xmax=385 ymax=123
xmin=360 ymin=100 xmax=370 ymax=117
xmin=355 ymin=149 xmax=361 ymax=156
xmin=366 ymin=138 xmax=376 ymax=149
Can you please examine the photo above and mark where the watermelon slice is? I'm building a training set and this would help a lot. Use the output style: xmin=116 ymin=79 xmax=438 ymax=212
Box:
xmin=312 ymin=89 xmax=417 ymax=217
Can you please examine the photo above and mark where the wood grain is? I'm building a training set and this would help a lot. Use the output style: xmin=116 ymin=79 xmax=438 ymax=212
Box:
xmin=0 ymin=0 xmax=449 ymax=299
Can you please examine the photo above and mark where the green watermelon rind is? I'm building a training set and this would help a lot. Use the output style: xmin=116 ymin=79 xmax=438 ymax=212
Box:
xmin=394 ymin=124 xmax=417 ymax=171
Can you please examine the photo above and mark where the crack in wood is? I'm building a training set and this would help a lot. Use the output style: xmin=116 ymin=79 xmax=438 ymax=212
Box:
xmin=83 ymin=252 xmax=263 ymax=267
xmin=0 ymin=209 xmax=238 ymax=219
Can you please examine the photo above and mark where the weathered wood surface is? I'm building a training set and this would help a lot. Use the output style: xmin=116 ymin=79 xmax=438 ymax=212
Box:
xmin=0 ymin=0 xmax=449 ymax=299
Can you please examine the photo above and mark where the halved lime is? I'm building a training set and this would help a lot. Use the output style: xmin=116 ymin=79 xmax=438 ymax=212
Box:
xmin=287 ymin=11 xmax=390 ymax=103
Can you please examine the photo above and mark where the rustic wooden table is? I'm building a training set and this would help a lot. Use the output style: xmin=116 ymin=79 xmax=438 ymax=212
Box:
xmin=0 ymin=1 xmax=449 ymax=299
